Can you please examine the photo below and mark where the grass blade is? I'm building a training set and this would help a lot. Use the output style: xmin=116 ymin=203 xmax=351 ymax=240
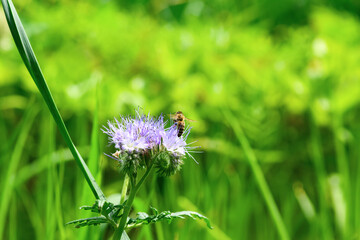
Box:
xmin=0 ymin=103 xmax=38 ymax=239
xmin=309 ymin=113 xmax=333 ymax=239
xmin=1 ymin=0 xmax=105 ymax=200
xmin=332 ymin=114 xmax=350 ymax=237
xmin=78 ymin=84 xmax=102 ymax=240
xmin=223 ymin=109 xmax=289 ymax=240
xmin=17 ymin=185 xmax=44 ymax=240
xmin=44 ymin=115 xmax=56 ymax=240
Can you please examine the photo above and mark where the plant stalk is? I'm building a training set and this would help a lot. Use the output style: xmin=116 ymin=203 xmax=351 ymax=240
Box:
xmin=120 ymin=174 xmax=130 ymax=205
xmin=113 ymin=163 xmax=154 ymax=239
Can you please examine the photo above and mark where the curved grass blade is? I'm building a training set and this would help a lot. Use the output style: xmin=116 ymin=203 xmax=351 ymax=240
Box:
xmin=1 ymin=0 xmax=105 ymax=200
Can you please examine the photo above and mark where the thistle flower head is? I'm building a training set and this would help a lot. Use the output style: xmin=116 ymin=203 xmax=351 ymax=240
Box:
xmin=161 ymin=125 xmax=189 ymax=157
xmin=102 ymin=111 xmax=164 ymax=153
xmin=102 ymin=110 xmax=197 ymax=176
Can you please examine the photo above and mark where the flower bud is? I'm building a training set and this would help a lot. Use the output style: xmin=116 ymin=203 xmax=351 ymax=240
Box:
xmin=155 ymin=151 xmax=184 ymax=177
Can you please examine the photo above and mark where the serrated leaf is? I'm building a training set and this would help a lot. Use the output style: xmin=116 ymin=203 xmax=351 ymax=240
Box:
xmin=66 ymin=216 xmax=108 ymax=228
xmin=70 ymin=199 xmax=126 ymax=229
xmin=169 ymin=211 xmax=213 ymax=229
xmin=126 ymin=208 xmax=213 ymax=229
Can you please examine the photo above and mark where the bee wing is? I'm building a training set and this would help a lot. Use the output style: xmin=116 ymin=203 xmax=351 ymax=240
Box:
xmin=168 ymin=113 xmax=177 ymax=120
xmin=185 ymin=117 xmax=196 ymax=122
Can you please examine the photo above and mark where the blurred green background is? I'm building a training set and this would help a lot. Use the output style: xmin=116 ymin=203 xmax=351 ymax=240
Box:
xmin=2 ymin=0 xmax=360 ymax=239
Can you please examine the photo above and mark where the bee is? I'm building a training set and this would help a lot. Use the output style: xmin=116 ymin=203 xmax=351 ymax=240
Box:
xmin=170 ymin=111 xmax=195 ymax=137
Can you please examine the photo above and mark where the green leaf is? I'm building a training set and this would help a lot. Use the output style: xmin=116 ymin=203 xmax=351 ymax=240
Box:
xmin=126 ymin=207 xmax=213 ymax=229
xmin=68 ymin=200 xmax=126 ymax=229
xmin=168 ymin=211 xmax=213 ymax=229
xmin=80 ymin=199 xmax=125 ymax=217
xmin=66 ymin=216 xmax=108 ymax=228
xmin=1 ymin=0 xmax=105 ymax=200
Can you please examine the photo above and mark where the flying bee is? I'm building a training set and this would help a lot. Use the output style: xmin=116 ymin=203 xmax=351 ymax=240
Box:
xmin=170 ymin=111 xmax=195 ymax=137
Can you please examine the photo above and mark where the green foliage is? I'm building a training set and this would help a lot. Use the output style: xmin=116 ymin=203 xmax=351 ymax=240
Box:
xmin=67 ymin=216 xmax=109 ymax=229
xmin=223 ymin=109 xmax=289 ymax=240
xmin=0 ymin=101 xmax=38 ymax=238
xmin=127 ymin=207 xmax=212 ymax=230
xmin=2 ymin=0 xmax=360 ymax=239
xmin=66 ymin=200 xmax=125 ymax=228
xmin=68 ymin=203 xmax=212 ymax=231
xmin=1 ymin=0 xmax=105 ymax=200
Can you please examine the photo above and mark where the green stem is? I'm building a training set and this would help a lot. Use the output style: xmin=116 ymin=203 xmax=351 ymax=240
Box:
xmin=113 ymin=164 xmax=154 ymax=240
xmin=120 ymin=175 xmax=130 ymax=205
xmin=135 ymin=164 xmax=154 ymax=190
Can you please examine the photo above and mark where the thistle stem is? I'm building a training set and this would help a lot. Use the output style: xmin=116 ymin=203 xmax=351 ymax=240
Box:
xmin=113 ymin=163 xmax=154 ymax=239
xmin=120 ymin=174 xmax=130 ymax=205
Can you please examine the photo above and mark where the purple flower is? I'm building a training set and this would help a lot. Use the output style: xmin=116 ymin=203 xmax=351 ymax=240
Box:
xmin=102 ymin=111 xmax=164 ymax=153
xmin=161 ymin=126 xmax=194 ymax=159
xmin=102 ymin=110 xmax=198 ymax=175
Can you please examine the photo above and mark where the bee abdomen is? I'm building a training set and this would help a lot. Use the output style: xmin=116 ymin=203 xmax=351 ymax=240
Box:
xmin=177 ymin=129 xmax=184 ymax=137
xmin=177 ymin=124 xmax=184 ymax=137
